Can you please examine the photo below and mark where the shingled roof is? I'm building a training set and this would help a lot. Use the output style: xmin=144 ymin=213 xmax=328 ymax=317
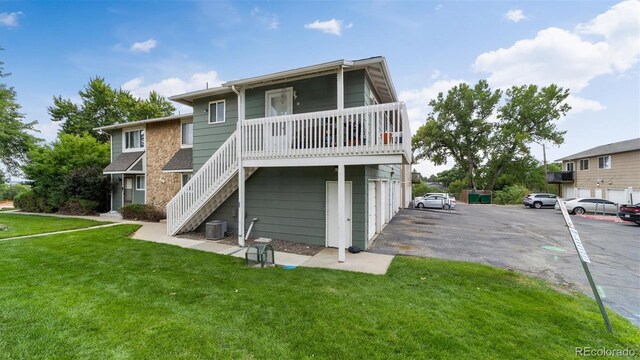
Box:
xmin=162 ymin=148 xmax=193 ymax=172
xmin=556 ymin=138 xmax=640 ymax=161
xmin=103 ymin=151 xmax=144 ymax=173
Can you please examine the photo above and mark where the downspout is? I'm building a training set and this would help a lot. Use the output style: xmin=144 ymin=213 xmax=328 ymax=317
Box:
xmin=232 ymin=85 xmax=246 ymax=246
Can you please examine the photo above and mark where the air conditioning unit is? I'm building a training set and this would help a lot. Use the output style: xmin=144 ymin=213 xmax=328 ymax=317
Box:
xmin=206 ymin=220 xmax=227 ymax=240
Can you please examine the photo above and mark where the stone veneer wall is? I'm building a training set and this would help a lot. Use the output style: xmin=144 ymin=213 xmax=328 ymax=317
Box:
xmin=146 ymin=120 xmax=182 ymax=211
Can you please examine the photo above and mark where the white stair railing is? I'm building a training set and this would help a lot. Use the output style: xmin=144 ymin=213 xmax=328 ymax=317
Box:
xmin=166 ymin=132 xmax=238 ymax=235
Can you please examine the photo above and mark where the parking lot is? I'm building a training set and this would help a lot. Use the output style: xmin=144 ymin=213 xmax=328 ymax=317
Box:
xmin=370 ymin=204 xmax=640 ymax=326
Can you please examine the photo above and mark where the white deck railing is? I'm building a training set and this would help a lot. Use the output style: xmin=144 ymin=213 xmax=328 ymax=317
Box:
xmin=166 ymin=132 xmax=237 ymax=235
xmin=240 ymin=102 xmax=411 ymax=162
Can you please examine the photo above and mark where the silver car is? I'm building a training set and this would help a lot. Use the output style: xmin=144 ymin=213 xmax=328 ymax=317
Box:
xmin=555 ymin=197 xmax=618 ymax=215
xmin=416 ymin=195 xmax=456 ymax=210
xmin=523 ymin=193 xmax=558 ymax=209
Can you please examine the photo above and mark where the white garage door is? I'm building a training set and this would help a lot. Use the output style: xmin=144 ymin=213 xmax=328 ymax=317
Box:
xmin=607 ymin=189 xmax=627 ymax=205
xmin=577 ymin=188 xmax=591 ymax=198
xmin=381 ymin=181 xmax=389 ymax=224
xmin=368 ymin=181 xmax=377 ymax=241
xmin=564 ymin=187 xmax=576 ymax=198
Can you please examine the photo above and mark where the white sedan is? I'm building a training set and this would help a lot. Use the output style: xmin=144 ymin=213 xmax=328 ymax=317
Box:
xmin=415 ymin=195 xmax=456 ymax=210
xmin=555 ymin=197 xmax=618 ymax=215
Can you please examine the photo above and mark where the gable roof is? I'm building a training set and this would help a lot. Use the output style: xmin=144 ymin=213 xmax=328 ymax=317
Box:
xmin=556 ymin=138 xmax=640 ymax=161
xmin=103 ymin=151 xmax=144 ymax=173
xmin=94 ymin=113 xmax=192 ymax=132
xmin=169 ymin=57 xmax=397 ymax=106
xmin=162 ymin=148 xmax=193 ymax=172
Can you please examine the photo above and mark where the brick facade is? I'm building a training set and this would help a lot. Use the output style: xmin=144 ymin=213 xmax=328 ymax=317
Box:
xmin=146 ymin=120 xmax=182 ymax=210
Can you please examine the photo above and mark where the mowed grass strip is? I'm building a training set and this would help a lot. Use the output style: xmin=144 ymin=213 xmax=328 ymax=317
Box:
xmin=0 ymin=213 xmax=107 ymax=239
xmin=0 ymin=224 xmax=638 ymax=359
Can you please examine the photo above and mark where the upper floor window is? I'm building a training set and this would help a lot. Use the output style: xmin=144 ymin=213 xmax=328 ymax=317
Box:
xmin=181 ymin=122 xmax=193 ymax=147
xmin=136 ymin=175 xmax=145 ymax=190
xmin=124 ymin=129 xmax=144 ymax=150
xmin=598 ymin=155 xmax=611 ymax=169
xmin=566 ymin=162 xmax=574 ymax=172
xmin=579 ymin=159 xmax=589 ymax=171
xmin=208 ymin=100 xmax=225 ymax=124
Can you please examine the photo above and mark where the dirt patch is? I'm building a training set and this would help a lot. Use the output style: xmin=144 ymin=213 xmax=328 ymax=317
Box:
xmin=178 ymin=232 xmax=324 ymax=256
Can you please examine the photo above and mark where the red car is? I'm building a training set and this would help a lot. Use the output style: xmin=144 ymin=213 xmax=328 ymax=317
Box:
xmin=618 ymin=203 xmax=640 ymax=225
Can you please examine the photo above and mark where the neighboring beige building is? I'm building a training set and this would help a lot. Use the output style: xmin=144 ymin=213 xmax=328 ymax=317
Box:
xmin=548 ymin=138 xmax=640 ymax=204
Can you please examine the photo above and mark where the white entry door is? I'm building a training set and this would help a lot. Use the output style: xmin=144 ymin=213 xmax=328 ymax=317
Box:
xmin=368 ymin=181 xmax=377 ymax=242
xmin=326 ymin=181 xmax=353 ymax=248
xmin=594 ymin=188 xmax=602 ymax=198
xmin=265 ymin=88 xmax=293 ymax=151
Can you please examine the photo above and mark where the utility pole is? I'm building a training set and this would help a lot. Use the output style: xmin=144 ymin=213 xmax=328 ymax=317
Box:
xmin=543 ymin=142 xmax=548 ymax=193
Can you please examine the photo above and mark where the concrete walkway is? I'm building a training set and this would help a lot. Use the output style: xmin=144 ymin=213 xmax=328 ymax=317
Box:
xmin=1 ymin=211 xmax=394 ymax=274
xmin=131 ymin=222 xmax=393 ymax=274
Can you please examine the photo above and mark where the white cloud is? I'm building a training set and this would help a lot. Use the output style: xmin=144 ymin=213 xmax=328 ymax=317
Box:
xmin=435 ymin=4 xmax=443 ymax=11
xmin=122 ymin=70 xmax=223 ymax=113
xmin=565 ymin=95 xmax=606 ymax=113
xmin=475 ymin=0 xmax=640 ymax=95
xmin=304 ymin=19 xmax=351 ymax=36
xmin=399 ymin=79 xmax=467 ymax=133
xmin=251 ymin=7 xmax=279 ymax=30
xmin=130 ymin=39 xmax=157 ymax=53
xmin=504 ymin=9 xmax=527 ymax=23
xmin=33 ymin=121 xmax=61 ymax=144
xmin=0 ymin=11 xmax=22 ymax=27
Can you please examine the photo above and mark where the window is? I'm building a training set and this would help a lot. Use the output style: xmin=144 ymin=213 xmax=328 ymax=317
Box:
xmin=135 ymin=175 xmax=145 ymax=190
xmin=124 ymin=129 xmax=145 ymax=150
xmin=208 ymin=100 xmax=225 ymax=124
xmin=598 ymin=155 xmax=611 ymax=169
xmin=579 ymin=159 xmax=589 ymax=170
xmin=181 ymin=122 xmax=193 ymax=147
xmin=181 ymin=173 xmax=192 ymax=187
xmin=566 ymin=162 xmax=574 ymax=172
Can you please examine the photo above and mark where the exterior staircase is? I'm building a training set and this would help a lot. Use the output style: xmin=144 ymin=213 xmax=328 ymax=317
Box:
xmin=166 ymin=132 xmax=256 ymax=235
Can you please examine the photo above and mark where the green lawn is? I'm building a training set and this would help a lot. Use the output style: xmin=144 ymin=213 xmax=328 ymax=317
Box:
xmin=0 ymin=225 xmax=638 ymax=359
xmin=0 ymin=213 xmax=107 ymax=239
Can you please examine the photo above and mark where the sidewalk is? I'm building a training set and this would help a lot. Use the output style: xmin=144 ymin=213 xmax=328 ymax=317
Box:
xmin=2 ymin=211 xmax=394 ymax=274
xmin=131 ymin=222 xmax=393 ymax=274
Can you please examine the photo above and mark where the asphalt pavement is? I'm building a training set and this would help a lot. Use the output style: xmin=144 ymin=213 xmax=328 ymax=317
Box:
xmin=370 ymin=204 xmax=640 ymax=327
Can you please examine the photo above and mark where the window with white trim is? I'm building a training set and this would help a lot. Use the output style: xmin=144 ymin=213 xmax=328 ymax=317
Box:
xmin=124 ymin=129 xmax=145 ymax=150
xmin=208 ymin=100 xmax=225 ymax=124
xmin=181 ymin=173 xmax=192 ymax=187
xmin=181 ymin=122 xmax=193 ymax=147
xmin=598 ymin=155 xmax=611 ymax=169
xmin=136 ymin=175 xmax=145 ymax=190
xmin=579 ymin=159 xmax=589 ymax=170
xmin=566 ymin=162 xmax=574 ymax=172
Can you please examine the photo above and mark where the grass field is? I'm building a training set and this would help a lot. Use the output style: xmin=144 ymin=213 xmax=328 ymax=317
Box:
xmin=0 ymin=213 xmax=106 ymax=239
xmin=0 ymin=224 xmax=638 ymax=359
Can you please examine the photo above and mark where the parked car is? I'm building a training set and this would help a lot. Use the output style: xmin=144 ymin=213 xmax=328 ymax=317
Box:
xmin=523 ymin=193 xmax=558 ymax=209
xmin=416 ymin=194 xmax=456 ymax=210
xmin=414 ymin=193 xmax=449 ymax=203
xmin=554 ymin=197 xmax=618 ymax=215
xmin=618 ymin=203 xmax=640 ymax=225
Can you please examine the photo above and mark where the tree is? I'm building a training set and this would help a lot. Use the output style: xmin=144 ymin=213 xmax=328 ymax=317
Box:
xmin=22 ymin=133 xmax=110 ymax=210
xmin=483 ymin=84 xmax=569 ymax=190
xmin=49 ymin=77 xmax=175 ymax=142
xmin=412 ymin=80 xmax=501 ymax=190
xmin=0 ymin=51 xmax=40 ymax=174
xmin=412 ymin=80 xmax=569 ymax=191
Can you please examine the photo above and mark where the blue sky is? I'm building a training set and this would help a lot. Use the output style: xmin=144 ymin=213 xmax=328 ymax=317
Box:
xmin=1 ymin=0 xmax=638 ymax=177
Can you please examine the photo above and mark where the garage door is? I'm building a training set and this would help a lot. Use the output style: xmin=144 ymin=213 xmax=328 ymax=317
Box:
xmin=368 ymin=181 xmax=377 ymax=241
xmin=577 ymin=188 xmax=591 ymax=198
xmin=564 ymin=186 xmax=576 ymax=198
xmin=381 ymin=181 xmax=389 ymax=224
xmin=607 ymin=189 xmax=627 ymax=204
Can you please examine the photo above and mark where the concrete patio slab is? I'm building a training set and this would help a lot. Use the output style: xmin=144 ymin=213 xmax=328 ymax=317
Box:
xmin=302 ymin=248 xmax=394 ymax=275
xmin=187 ymin=241 xmax=235 ymax=254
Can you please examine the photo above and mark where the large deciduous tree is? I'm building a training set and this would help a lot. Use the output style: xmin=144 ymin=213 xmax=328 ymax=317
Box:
xmin=412 ymin=80 xmax=570 ymax=191
xmin=412 ymin=80 xmax=500 ymax=190
xmin=0 ymin=52 xmax=40 ymax=175
xmin=22 ymin=133 xmax=110 ymax=210
xmin=49 ymin=77 xmax=175 ymax=142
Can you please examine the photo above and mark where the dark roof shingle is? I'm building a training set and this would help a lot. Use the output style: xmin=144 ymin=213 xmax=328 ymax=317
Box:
xmin=103 ymin=151 xmax=144 ymax=173
xmin=162 ymin=148 xmax=193 ymax=171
